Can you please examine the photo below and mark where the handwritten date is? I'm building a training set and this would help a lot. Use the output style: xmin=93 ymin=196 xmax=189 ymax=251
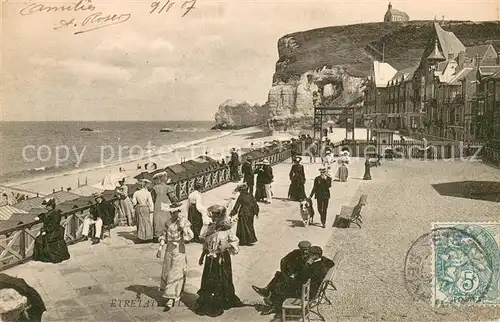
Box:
xmin=150 ymin=0 xmax=196 ymax=17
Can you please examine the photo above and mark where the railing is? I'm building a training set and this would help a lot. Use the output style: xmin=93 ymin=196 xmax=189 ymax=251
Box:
xmin=0 ymin=143 xmax=291 ymax=271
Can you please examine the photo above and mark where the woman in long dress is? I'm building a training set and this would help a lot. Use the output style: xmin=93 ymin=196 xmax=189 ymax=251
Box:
xmin=288 ymin=156 xmax=306 ymax=201
xmin=116 ymin=179 xmax=134 ymax=226
xmin=187 ymin=182 xmax=210 ymax=242
xmin=230 ymin=183 xmax=259 ymax=246
xmin=152 ymin=172 xmax=178 ymax=242
xmin=33 ymin=198 xmax=70 ymax=263
xmin=195 ymin=205 xmax=243 ymax=317
xmin=254 ymin=162 xmax=266 ymax=202
xmin=334 ymin=151 xmax=350 ymax=182
xmin=131 ymin=180 xmax=154 ymax=242
xmin=156 ymin=203 xmax=194 ymax=310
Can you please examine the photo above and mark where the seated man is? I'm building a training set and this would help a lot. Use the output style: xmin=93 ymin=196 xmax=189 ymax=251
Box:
xmin=306 ymin=246 xmax=335 ymax=300
xmin=82 ymin=196 xmax=114 ymax=244
xmin=252 ymin=240 xmax=311 ymax=315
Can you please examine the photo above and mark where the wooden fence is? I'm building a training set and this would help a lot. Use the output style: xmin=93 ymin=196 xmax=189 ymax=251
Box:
xmin=0 ymin=143 xmax=291 ymax=271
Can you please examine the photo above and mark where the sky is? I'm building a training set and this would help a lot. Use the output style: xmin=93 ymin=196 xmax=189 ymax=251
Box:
xmin=1 ymin=0 xmax=498 ymax=121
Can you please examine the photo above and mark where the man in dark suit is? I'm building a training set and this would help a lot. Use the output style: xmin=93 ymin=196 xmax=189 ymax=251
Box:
xmin=241 ymin=156 xmax=255 ymax=195
xmin=82 ymin=196 xmax=115 ymax=244
xmin=252 ymin=241 xmax=311 ymax=315
xmin=229 ymin=148 xmax=240 ymax=182
xmin=306 ymin=246 xmax=335 ymax=299
xmin=309 ymin=167 xmax=332 ymax=228
xmin=261 ymin=159 xmax=274 ymax=204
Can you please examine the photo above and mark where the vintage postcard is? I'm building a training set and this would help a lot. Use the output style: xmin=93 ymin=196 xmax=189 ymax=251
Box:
xmin=1 ymin=0 xmax=499 ymax=321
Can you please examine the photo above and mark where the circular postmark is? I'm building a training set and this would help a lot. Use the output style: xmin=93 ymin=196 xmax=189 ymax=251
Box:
xmin=404 ymin=227 xmax=494 ymax=306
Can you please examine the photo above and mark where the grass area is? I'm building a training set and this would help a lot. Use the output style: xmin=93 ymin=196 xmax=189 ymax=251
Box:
xmin=276 ymin=21 xmax=500 ymax=78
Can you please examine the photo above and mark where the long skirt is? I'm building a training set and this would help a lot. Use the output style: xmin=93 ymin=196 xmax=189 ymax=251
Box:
xmin=188 ymin=204 xmax=203 ymax=241
xmin=236 ymin=213 xmax=257 ymax=246
xmin=33 ymin=227 xmax=70 ymax=264
xmin=135 ymin=206 xmax=153 ymax=241
xmin=160 ymin=242 xmax=187 ymax=301
xmin=336 ymin=164 xmax=348 ymax=182
xmin=119 ymin=197 xmax=135 ymax=226
xmin=153 ymin=208 xmax=169 ymax=239
xmin=255 ymin=183 xmax=266 ymax=201
xmin=288 ymin=180 xmax=306 ymax=201
xmin=195 ymin=251 xmax=243 ymax=317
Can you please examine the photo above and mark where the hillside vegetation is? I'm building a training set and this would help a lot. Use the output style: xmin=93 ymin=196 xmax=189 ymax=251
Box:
xmin=275 ymin=21 xmax=500 ymax=78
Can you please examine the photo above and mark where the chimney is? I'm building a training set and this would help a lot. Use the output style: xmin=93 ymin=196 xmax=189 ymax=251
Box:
xmin=458 ymin=51 xmax=465 ymax=67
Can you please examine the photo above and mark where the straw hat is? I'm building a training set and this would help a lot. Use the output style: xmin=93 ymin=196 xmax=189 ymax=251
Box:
xmin=207 ymin=204 xmax=226 ymax=220
xmin=235 ymin=183 xmax=248 ymax=193
xmin=262 ymin=159 xmax=270 ymax=165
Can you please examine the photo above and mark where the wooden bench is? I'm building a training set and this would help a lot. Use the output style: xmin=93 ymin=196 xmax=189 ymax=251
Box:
xmin=339 ymin=194 xmax=368 ymax=228
xmin=306 ymin=249 xmax=345 ymax=321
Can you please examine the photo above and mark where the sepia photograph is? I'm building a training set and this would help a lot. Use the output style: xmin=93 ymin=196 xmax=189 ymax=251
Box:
xmin=1 ymin=0 xmax=499 ymax=321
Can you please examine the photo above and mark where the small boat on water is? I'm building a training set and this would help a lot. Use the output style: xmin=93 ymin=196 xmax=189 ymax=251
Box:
xmin=160 ymin=128 xmax=173 ymax=132
xmin=80 ymin=127 xmax=94 ymax=132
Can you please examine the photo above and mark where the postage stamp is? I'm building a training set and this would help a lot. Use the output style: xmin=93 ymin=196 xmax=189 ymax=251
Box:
xmin=432 ymin=222 xmax=500 ymax=306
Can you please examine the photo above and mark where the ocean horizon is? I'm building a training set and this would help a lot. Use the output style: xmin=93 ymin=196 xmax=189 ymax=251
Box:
xmin=0 ymin=121 xmax=218 ymax=184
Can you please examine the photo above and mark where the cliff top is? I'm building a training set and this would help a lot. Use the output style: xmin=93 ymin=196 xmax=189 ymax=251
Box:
xmin=275 ymin=20 xmax=500 ymax=78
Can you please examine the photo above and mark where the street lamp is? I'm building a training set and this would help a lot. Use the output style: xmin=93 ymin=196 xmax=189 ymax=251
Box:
xmin=364 ymin=118 xmax=374 ymax=141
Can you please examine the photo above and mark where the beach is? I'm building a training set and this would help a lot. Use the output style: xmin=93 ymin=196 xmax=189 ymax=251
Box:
xmin=4 ymin=126 xmax=273 ymax=195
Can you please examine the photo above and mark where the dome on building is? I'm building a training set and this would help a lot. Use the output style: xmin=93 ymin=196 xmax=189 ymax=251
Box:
xmin=384 ymin=2 xmax=409 ymax=22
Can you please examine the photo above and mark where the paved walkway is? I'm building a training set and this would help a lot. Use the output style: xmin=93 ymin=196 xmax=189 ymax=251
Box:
xmin=4 ymin=159 xmax=368 ymax=322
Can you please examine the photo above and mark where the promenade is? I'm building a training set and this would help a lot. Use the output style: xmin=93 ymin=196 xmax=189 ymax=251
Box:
xmin=4 ymin=156 xmax=500 ymax=321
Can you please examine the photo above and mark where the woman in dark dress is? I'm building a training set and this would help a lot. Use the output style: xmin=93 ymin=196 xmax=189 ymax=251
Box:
xmin=230 ymin=183 xmax=259 ymax=246
xmin=288 ymin=156 xmax=306 ymax=201
xmin=254 ymin=162 xmax=266 ymax=202
xmin=195 ymin=205 xmax=243 ymax=317
xmin=33 ymin=198 xmax=70 ymax=263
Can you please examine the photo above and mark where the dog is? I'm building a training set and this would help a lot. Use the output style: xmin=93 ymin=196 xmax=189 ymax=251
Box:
xmin=299 ymin=198 xmax=314 ymax=227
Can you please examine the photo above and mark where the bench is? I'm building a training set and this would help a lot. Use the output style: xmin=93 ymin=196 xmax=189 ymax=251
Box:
xmin=338 ymin=194 xmax=368 ymax=228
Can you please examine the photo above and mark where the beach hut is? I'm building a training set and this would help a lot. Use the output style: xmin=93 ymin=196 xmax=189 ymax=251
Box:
xmin=13 ymin=191 xmax=80 ymax=212
xmin=0 ymin=205 xmax=27 ymax=221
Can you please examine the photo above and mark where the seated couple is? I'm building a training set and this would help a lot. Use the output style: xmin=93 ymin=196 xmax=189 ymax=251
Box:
xmin=81 ymin=195 xmax=115 ymax=244
xmin=252 ymin=241 xmax=334 ymax=316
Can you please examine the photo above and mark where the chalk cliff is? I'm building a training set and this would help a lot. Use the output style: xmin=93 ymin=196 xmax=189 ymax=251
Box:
xmin=213 ymin=100 xmax=269 ymax=129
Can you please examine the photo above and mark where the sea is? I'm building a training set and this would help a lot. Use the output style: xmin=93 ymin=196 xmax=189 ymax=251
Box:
xmin=0 ymin=121 xmax=218 ymax=184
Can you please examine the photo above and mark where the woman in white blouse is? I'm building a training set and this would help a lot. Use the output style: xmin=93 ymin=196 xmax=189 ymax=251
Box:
xmin=187 ymin=182 xmax=211 ymax=242
xmin=132 ymin=180 xmax=154 ymax=242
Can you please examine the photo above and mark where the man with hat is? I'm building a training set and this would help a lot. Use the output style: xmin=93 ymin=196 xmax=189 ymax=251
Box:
xmin=252 ymin=240 xmax=311 ymax=313
xmin=309 ymin=167 xmax=332 ymax=228
xmin=241 ymin=156 xmax=255 ymax=195
xmin=288 ymin=156 xmax=306 ymax=201
xmin=260 ymin=159 xmax=273 ymax=204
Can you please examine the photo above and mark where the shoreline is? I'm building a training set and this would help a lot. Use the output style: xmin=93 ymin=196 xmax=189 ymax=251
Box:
xmin=6 ymin=126 xmax=273 ymax=195
xmin=2 ymin=130 xmax=234 ymax=190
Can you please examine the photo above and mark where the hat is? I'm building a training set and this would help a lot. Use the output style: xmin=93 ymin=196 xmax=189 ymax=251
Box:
xmin=262 ymin=159 xmax=270 ymax=165
xmin=325 ymin=150 xmax=331 ymax=154
xmin=319 ymin=167 xmax=326 ymax=172
xmin=42 ymin=197 xmax=55 ymax=207
xmin=298 ymin=241 xmax=312 ymax=249
xmin=343 ymin=151 xmax=350 ymax=156
xmin=194 ymin=181 xmax=204 ymax=191
xmin=235 ymin=183 xmax=248 ymax=193
xmin=207 ymin=204 xmax=226 ymax=220
xmin=309 ymin=246 xmax=323 ymax=256
xmin=152 ymin=172 xmax=167 ymax=180
xmin=294 ymin=156 xmax=302 ymax=162
xmin=246 ymin=156 xmax=252 ymax=161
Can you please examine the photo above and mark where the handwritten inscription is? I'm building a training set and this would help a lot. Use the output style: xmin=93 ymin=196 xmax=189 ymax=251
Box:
xmin=150 ymin=0 xmax=196 ymax=17
xmin=19 ymin=0 xmax=132 ymax=35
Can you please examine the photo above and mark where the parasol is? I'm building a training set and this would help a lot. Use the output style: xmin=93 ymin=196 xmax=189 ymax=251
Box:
xmin=93 ymin=173 xmax=125 ymax=190
xmin=0 ymin=273 xmax=46 ymax=321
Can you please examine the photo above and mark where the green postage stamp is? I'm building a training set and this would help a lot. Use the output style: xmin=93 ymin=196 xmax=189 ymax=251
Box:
xmin=432 ymin=222 xmax=500 ymax=306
